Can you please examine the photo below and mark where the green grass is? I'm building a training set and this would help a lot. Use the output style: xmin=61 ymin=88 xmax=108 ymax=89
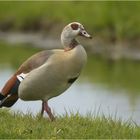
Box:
xmin=0 ymin=109 xmax=140 ymax=139
xmin=0 ymin=1 xmax=139 ymax=41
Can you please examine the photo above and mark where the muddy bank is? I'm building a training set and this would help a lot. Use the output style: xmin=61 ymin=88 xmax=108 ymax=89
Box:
xmin=0 ymin=32 xmax=140 ymax=61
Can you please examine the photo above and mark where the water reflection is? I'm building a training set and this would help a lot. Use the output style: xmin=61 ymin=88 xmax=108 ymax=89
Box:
xmin=84 ymin=56 xmax=140 ymax=96
xmin=0 ymin=65 xmax=140 ymax=124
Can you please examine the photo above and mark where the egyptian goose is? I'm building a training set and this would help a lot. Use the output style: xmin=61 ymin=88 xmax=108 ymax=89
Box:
xmin=0 ymin=22 xmax=92 ymax=121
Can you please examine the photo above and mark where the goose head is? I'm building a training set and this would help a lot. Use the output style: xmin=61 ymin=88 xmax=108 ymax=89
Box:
xmin=61 ymin=22 xmax=92 ymax=49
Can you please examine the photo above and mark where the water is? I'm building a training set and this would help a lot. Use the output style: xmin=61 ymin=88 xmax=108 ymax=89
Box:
xmin=0 ymin=57 xmax=140 ymax=124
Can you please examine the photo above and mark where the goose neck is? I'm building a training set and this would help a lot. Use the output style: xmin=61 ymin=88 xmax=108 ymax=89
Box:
xmin=61 ymin=36 xmax=79 ymax=50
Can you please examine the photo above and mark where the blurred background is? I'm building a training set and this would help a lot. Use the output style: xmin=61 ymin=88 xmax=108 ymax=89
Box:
xmin=0 ymin=1 xmax=140 ymax=123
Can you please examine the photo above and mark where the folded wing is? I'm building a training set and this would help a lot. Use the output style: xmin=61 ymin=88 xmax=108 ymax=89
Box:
xmin=0 ymin=50 xmax=54 ymax=107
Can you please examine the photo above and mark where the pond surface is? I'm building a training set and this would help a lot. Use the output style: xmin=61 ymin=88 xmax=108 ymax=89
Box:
xmin=0 ymin=44 xmax=140 ymax=124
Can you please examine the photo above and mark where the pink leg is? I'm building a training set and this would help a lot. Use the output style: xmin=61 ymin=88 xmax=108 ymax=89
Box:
xmin=41 ymin=101 xmax=55 ymax=121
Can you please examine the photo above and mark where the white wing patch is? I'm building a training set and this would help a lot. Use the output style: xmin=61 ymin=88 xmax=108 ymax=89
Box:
xmin=17 ymin=73 xmax=28 ymax=82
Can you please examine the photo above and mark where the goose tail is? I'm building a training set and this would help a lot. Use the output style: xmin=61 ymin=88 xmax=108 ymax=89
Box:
xmin=0 ymin=93 xmax=5 ymax=100
xmin=0 ymin=93 xmax=7 ymax=108
xmin=0 ymin=78 xmax=20 ymax=108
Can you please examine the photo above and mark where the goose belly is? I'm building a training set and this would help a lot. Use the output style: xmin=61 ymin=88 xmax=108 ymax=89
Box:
xmin=18 ymin=64 xmax=76 ymax=101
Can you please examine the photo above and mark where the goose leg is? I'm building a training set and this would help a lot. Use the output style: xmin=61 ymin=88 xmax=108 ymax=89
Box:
xmin=41 ymin=101 xmax=55 ymax=121
xmin=41 ymin=101 xmax=45 ymax=116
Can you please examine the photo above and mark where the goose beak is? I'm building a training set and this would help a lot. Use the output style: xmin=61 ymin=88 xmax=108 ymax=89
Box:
xmin=79 ymin=30 xmax=92 ymax=39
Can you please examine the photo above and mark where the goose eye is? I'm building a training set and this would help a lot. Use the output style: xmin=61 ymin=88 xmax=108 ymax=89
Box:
xmin=71 ymin=23 xmax=79 ymax=30
xmin=83 ymin=31 xmax=86 ymax=34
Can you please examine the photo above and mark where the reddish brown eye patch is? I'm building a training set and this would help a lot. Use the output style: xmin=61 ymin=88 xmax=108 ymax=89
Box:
xmin=71 ymin=23 xmax=79 ymax=30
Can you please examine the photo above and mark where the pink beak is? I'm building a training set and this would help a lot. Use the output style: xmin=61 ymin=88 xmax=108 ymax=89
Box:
xmin=79 ymin=30 xmax=92 ymax=39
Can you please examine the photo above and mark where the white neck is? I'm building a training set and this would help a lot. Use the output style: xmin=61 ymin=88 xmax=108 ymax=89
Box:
xmin=61 ymin=30 xmax=79 ymax=49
